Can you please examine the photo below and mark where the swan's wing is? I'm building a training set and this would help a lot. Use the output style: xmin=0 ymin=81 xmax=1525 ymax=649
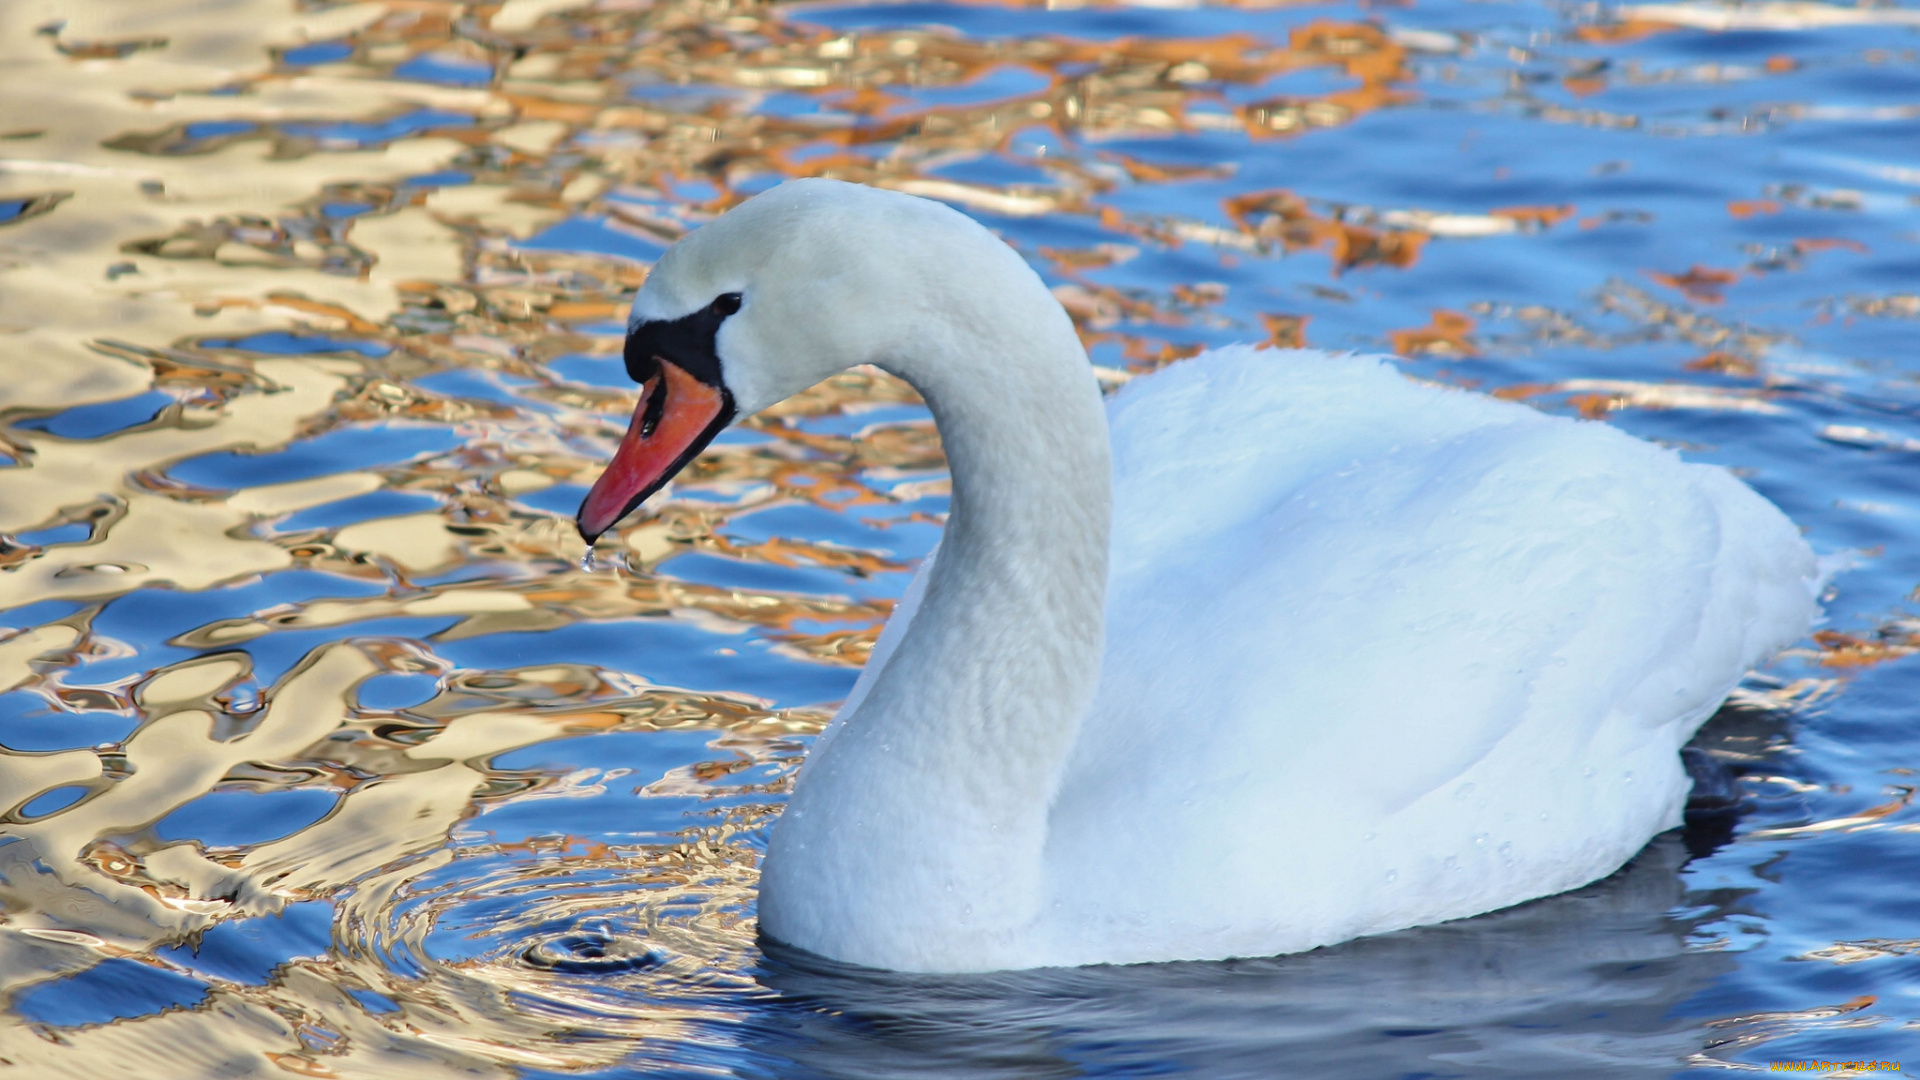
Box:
xmin=1048 ymin=348 xmax=1818 ymax=945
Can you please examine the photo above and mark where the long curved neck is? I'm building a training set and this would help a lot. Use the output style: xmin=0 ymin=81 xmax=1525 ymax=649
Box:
xmin=871 ymin=322 xmax=1112 ymax=802
xmin=760 ymin=299 xmax=1111 ymax=970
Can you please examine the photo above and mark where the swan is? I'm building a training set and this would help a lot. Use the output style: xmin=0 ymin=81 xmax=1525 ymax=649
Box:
xmin=574 ymin=178 xmax=1821 ymax=973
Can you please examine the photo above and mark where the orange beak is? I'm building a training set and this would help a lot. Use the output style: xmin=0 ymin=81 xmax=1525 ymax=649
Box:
xmin=576 ymin=358 xmax=731 ymax=542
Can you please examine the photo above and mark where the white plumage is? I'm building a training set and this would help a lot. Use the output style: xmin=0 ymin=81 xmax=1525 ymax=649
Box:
xmin=621 ymin=179 xmax=1821 ymax=973
xmin=1046 ymin=347 xmax=1817 ymax=965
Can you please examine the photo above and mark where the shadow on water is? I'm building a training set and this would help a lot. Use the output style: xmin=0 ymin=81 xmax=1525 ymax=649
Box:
xmin=733 ymin=837 xmax=1735 ymax=1078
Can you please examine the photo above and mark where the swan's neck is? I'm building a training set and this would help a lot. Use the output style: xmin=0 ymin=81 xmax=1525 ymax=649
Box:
xmin=761 ymin=307 xmax=1110 ymax=966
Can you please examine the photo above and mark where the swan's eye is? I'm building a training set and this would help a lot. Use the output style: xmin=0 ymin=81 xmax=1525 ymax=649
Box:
xmin=710 ymin=293 xmax=743 ymax=317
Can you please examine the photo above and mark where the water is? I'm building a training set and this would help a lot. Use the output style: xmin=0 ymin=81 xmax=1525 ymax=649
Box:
xmin=0 ymin=0 xmax=1917 ymax=1074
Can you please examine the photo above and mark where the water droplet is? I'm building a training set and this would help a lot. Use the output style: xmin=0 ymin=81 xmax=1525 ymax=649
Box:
xmin=1498 ymin=841 xmax=1514 ymax=865
xmin=1583 ymin=767 xmax=1596 ymax=780
xmin=1473 ymin=833 xmax=1489 ymax=846
xmin=580 ymin=548 xmax=597 ymax=573
xmin=1454 ymin=782 xmax=1476 ymax=800
xmin=55 ymin=562 xmax=144 ymax=578
xmin=1443 ymin=855 xmax=1460 ymax=872
xmin=1623 ymin=770 xmax=1634 ymax=784
xmin=1364 ymin=831 xmax=1377 ymax=842
xmin=1385 ymin=869 xmax=1398 ymax=883
xmin=522 ymin=931 xmax=662 ymax=974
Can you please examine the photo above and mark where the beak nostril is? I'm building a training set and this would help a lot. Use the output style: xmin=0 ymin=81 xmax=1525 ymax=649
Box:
xmin=639 ymin=375 xmax=667 ymax=438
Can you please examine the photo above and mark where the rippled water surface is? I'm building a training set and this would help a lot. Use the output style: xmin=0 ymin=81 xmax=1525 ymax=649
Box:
xmin=1 ymin=0 xmax=1918 ymax=1074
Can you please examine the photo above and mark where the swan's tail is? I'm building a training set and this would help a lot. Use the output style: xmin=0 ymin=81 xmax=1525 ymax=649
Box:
xmin=1809 ymin=550 xmax=1856 ymax=600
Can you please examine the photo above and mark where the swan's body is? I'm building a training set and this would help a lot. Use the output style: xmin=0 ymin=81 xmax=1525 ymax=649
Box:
xmin=578 ymin=179 xmax=1821 ymax=973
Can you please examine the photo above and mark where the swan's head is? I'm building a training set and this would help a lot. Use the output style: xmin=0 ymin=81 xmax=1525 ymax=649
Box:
xmin=577 ymin=178 xmax=1053 ymax=541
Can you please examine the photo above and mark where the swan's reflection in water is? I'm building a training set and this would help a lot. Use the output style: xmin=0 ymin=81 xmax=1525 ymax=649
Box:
xmin=750 ymin=836 xmax=1731 ymax=1079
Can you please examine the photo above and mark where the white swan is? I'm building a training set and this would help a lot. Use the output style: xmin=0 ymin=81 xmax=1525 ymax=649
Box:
xmin=575 ymin=178 xmax=1821 ymax=974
